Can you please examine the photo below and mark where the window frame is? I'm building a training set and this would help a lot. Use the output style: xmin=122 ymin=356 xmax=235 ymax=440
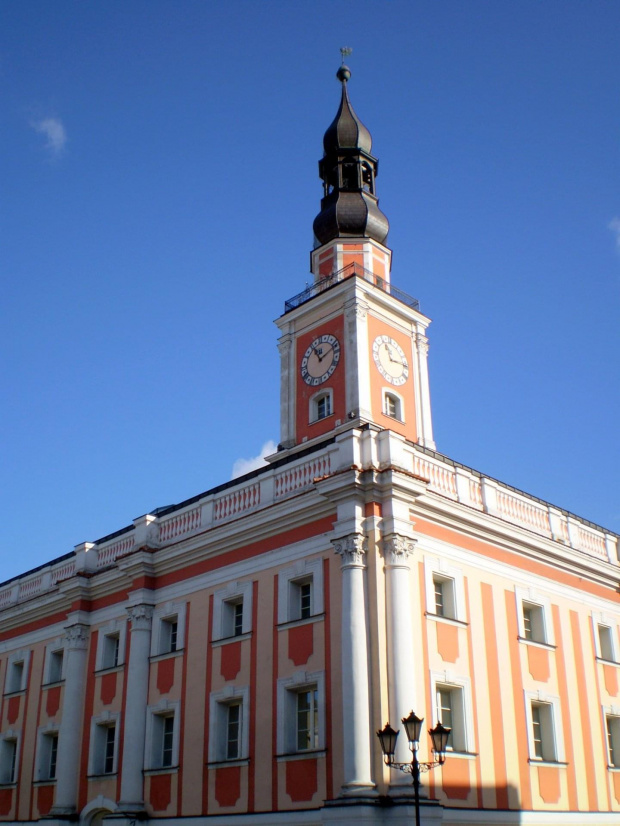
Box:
xmin=515 ymin=588 xmax=554 ymax=646
xmin=309 ymin=389 xmax=333 ymax=424
xmin=605 ymin=709 xmax=620 ymax=768
xmin=0 ymin=732 xmax=19 ymax=785
xmin=424 ymin=558 xmax=466 ymax=623
xmin=150 ymin=603 xmax=187 ymax=657
xmin=95 ymin=619 xmax=127 ymax=671
xmin=145 ymin=700 xmax=181 ymax=771
xmin=277 ymin=670 xmax=325 ymax=756
xmin=88 ymin=712 xmax=120 ymax=777
xmin=382 ymin=389 xmax=404 ymax=422
xmin=208 ymin=685 xmax=249 ymax=764
xmin=593 ymin=612 xmax=619 ymax=663
xmin=430 ymin=671 xmax=474 ymax=754
xmin=4 ymin=651 xmax=30 ymax=696
xmin=36 ymin=726 xmax=60 ymax=782
xmin=43 ymin=642 xmax=65 ymax=685
xmin=524 ymin=691 xmax=563 ymax=763
xmin=213 ymin=581 xmax=253 ymax=641
xmin=278 ymin=559 xmax=324 ymax=625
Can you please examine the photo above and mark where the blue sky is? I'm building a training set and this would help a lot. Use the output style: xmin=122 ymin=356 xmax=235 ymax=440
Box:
xmin=1 ymin=1 xmax=619 ymax=583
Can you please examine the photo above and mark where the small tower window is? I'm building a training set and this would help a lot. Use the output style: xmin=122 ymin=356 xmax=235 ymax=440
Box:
xmin=361 ymin=162 xmax=374 ymax=193
xmin=316 ymin=394 xmax=332 ymax=420
xmin=383 ymin=392 xmax=403 ymax=421
xmin=341 ymin=162 xmax=358 ymax=191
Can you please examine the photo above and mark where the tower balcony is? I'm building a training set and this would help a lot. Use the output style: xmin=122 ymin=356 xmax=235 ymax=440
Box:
xmin=283 ymin=262 xmax=420 ymax=314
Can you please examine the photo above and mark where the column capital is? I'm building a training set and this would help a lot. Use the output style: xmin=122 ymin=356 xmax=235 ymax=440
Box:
xmin=126 ymin=603 xmax=154 ymax=630
xmin=344 ymin=297 xmax=369 ymax=322
xmin=415 ymin=332 xmax=429 ymax=355
xmin=63 ymin=623 xmax=89 ymax=651
xmin=332 ymin=533 xmax=368 ymax=568
xmin=381 ymin=533 xmax=417 ymax=568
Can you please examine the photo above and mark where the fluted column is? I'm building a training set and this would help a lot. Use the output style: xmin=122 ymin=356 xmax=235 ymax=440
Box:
xmin=51 ymin=623 xmax=90 ymax=816
xmin=332 ymin=533 xmax=375 ymax=796
xmin=382 ymin=534 xmax=417 ymax=789
xmin=118 ymin=604 xmax=153 ymax=812
xmin=416 ymin=333 xmax=435 ymax=449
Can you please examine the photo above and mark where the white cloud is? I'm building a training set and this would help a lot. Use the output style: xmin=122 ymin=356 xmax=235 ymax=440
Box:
xmin=608 ymin=217 xmax=620 ymax=252
xmin=231 ymin=440 xmax=277 ymax=479
xmin=31 ymin=117 xmax=67 ymax=156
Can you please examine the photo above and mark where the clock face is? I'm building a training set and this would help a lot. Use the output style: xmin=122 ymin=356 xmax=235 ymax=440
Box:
xmin=300 ymin=334 xmax=341 ymax=386
xmin=372 ymin=335 xmax=409 ymax=386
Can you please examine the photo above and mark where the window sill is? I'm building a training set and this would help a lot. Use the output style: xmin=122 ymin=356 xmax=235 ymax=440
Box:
xmin=149 ymin=649 xmax=184 ymax=664
xmin=309 ymin=413 xmax=334 ymax=426
xmin=278 ymin=614 xmax=324 ymax=631
xmin=0 ymin=782 xmax=17 ymax=789
xmin=527 ymin=759 xmax=568 ymax=767
xmin=32 ymin=779 xmax=57 ymax=786
xmin=87 ymin=773 xmax=118 ymax=780
xmin=597 ymin=657 xmax=620 ymax=667
xmin=212 ymin=632 xmax=252 ymax=648
xmin=518 ymin=637 xmax=556 ymax=651
xmin=608 ymin=766 xmax=620 ymax=772
xmin=276 ymin=750 xmax=326 ymax=763
xmin=444 ymin=751 xmax=477 ymax=760
xmin=3 ymin=690 xmax=25 ymax=699
xmin=94 ymin=664 xmax=124 ymax=676
xmin=143 ymin=766 xmax=179 ymax=776
xmin=425 ymin=612 xmax=468 ymax=628
xmin=207 ymin=758 xmax=249 ymax=769
xmin=42 ymin=680 xmax=65 ymax=688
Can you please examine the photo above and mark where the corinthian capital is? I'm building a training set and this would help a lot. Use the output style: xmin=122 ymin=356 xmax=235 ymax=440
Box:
xmin=64 ymin=623 xmax=89 ymax=650
xmin=332 ymin=533 xmax=368 ymax=568
xmin=381 ymin=534 xmax=417 ymax=567
xmin=416 ymin=333 xmax=429 ymax=356
xmin=127 ymin=603 xmax=154 ymax=631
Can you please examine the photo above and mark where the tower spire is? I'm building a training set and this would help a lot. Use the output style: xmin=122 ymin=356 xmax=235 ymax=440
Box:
xmin=312 ymin=64 xmax=390 ymax=248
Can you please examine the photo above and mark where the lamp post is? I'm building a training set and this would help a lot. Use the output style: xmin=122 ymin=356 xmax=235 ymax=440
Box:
xmin=377 ymin=712 xmax=451 ymax=826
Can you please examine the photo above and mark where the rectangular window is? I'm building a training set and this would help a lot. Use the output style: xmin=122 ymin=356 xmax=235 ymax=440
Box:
xmin=296 ymin=688 xmax=319 ymax=751
xmin=226 ymin=703 xmax=241 ymax=759
xmin=316 ymin=395 xmax=331 ymax=420
xmin=290 ymin=578 xmax=313 ymax=622
xmin=435 ymin=685 xmax=467 ymax=752
xmin=48 ymin=734 xmax=58 ymax=779
xmin=599 ymin=625 xmax=615 ymax=662
xmin=607 ymin=716 xmax=620 ymax=768
xmin=522 ymin=602 xmax=546 ymax=644
xmin=0 ymin=739 xmax=17 ymax=784
xmin=161 ymin=716 xmax=174 ymax=767
xmin=530 ymin=702 xmax=556 ymax=762
xmin=433 ymin=576 xmax=456 ymax=619
xmin=6 ymin=662 xmax=24 ymax=695
xmin=47 ymin=650 xmax=64 ymax=684
xmin=104 ymin=726 xmax=116 ymax=774
xmin=222 ymin=599 xmax=244 ymax=638
xmin=102 ymin=634 xmax=120 ymax=669
xmin=160 ymin=618 xmax=178 ymax=654
xmin=233 ymin=602 xmax=243 ymax=637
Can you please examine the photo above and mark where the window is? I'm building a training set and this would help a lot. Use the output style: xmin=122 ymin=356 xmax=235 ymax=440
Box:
xmin=425 ymin=559 xmax=466 ymax=623
xmin=47 ymin=650 xmax=64 ymax=684
xmin=0 ymin=737 xmax=18 ymax=784
xmin=213 ymin=582 xmax=252 ymax=641
xmin=606 ymin=715 xmax=620 ymax=768
xmin=37 ymin=731 xmax=59 ymax=781
xmin=150 ymin=602 xmax=186 ymax=656
xmin=5 ymin=661 xmax=24 ymax=695
xmin=433 ymin=575 xmax=456 ymax=619
xmin=522 ymin=602 xmax=546 ymax=644
xmin=208 ymin=686 xmax=249 ymax=763
xmin=89 ymin=716 xmax=119 ymax=776
xmin=316 ymin=394 xmax=331 ymax=421
xmin=277 ymin=671 xmax=325 ymax=755
xmin=296 ymin=688 xmax=319 ymax=751
xmin=161 ymin=618 xmax=178 ymax=654
xmin=598 ymin=625 xmax=615 ymax=662
xmin=530 ymin=702 xmax=556 ymax=762
xmin=145 ymin=701 xmax=180 ymax=770
xmin=278 ymin=559 xmax=324 ymax=625
xmin=435 ymin=685 xmax=466 ymax=752
xmin=102 ymin=634 xmax=120 ymax=669
xmin=383 ymin=392 xmax=402 ymax=421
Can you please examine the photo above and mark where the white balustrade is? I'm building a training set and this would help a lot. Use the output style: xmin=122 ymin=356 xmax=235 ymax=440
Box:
xmin=97 ymin=534 xmax=135 ymax=568
xmin=213 ymin=482 xmax=261 ymax=522
xmin=274 ymin=453 xmax=331 ymax=499
xmin=159 ymin=506 xmax=201 ymax=542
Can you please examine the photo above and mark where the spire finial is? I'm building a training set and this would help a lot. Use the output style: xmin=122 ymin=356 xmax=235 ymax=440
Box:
xmin=340 ymin=46 xmax=352 ymax=65
xmin=338 ymin=47 xmax=352 ymax=83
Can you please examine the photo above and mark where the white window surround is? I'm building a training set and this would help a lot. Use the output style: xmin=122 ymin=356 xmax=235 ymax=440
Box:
xmin=276 ymin=670 xmax=325 ymax=756
xmin=592 ymin=612 xmax=619 ymax=663
xmin=278 ymin=559 xmax=324 ymax=625
xmin=524 ymin=690 xmax=564 ymax=763
xmin=382 ymin=388 xmax=405 ymax=422
xmin=150 ymin=602 xmax=187 ymax=657
xmin=208 ymin=685 xmax=250 ymax=763
xmin=36 ymin=724 xmax=60 ymax=781
xmin=4 ymin=651 xmax=30 ymax=695
xmin=309 ymin=388 xmax=333 ymax=423
xmin=0 ymin=731 xmax=20 ymax=785
xmin=144 ymin=699 xmax=181 ymax=770
xmin=212 ymin=581 xmax=253 ymax=641
xmin=424 ymin=557 xmax=466 ymax=623
xmin=604 ymin=706 xmax=620 ymax=768
xmin=95 ymin=619 xmax=127 ymax=671
xmin=515 ymin=587 xmax=554 ymax=646
xmin=430 ymin=671 xmax=475 ymax=754
xmin=43 ymin=642 xmax=65 ymax=685
xmin=88 ymin=711 xmax=120 ymax=776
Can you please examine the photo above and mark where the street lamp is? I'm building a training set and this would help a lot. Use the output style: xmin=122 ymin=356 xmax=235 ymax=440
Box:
xmin=377 ymin=712 xmax=451 ymax=826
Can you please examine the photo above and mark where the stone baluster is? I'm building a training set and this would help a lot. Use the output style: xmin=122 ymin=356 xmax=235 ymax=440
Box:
xmin=118 ymin=604 xmax=154 ymax=813
xmin=50 ymin=623 xmax=90 ymax=817
xmin=332 ymin=533 xmax=376 ymax=796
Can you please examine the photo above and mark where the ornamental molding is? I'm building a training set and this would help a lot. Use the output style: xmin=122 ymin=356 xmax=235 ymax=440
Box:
xmin=344 ymin=299 xmax=369 ymax=323
xmin=63 ymin=623 xmax=89 ymax=650
xmin=277 ymin=336 xmax=293 ymax=356
xmin=332 ymin=533 xmax=368 ymax=568
xmin=381 ymin=534 xmax=417 ymax=567
xmin=415 ymin=333 xmax=429 ymax=355
xmin=127 ymin=603 xmax=154 ymax=631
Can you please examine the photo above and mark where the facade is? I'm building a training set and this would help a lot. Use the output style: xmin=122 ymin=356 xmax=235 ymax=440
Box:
xmin=0 ymin=66 xmax=619 ymax=826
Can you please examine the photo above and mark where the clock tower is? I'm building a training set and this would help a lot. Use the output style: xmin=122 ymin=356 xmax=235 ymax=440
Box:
xmin=275 ymin=65 xmax=435 ymax=453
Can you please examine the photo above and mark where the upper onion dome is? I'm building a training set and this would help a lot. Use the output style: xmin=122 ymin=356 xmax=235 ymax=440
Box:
xmin=322 ymin=65 xmax=373 ymax=156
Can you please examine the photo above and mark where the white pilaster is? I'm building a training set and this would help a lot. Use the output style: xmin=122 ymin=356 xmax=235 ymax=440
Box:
xmin=332 ymin=533 xmax=376 ymax=797
xmin=118 ymin=603 xmax=154 ymax=813
xmin=382 ymin=534 xmax=417 ymax=791
xmin=415 ymin=331 xmax=435 ymax=450
xmin=343 ymin=297 xmax=372 ymax=420
xmin=51 ymin=623 xmax=90 ymax=816
xmin=278 ymin=333 xmax=295 ymax=448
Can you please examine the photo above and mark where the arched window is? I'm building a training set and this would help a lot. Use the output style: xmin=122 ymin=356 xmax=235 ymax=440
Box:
xmin=310 ymin=389 xmax=333 ymax=423
xmin=383 ymin=391 xmax=403 ymax=421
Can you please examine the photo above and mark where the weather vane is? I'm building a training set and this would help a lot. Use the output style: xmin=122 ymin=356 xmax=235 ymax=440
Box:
xmin=340 ymin=47 xmax=353 ymax=64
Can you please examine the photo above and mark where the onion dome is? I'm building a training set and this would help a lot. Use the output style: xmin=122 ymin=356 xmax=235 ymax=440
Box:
xmin=313 ymin=65 xmax=389 ymax=248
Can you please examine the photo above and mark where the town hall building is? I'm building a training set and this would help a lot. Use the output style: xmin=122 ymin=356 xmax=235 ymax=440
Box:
xmin=0 ymin=65 xmax=619 ymax=826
